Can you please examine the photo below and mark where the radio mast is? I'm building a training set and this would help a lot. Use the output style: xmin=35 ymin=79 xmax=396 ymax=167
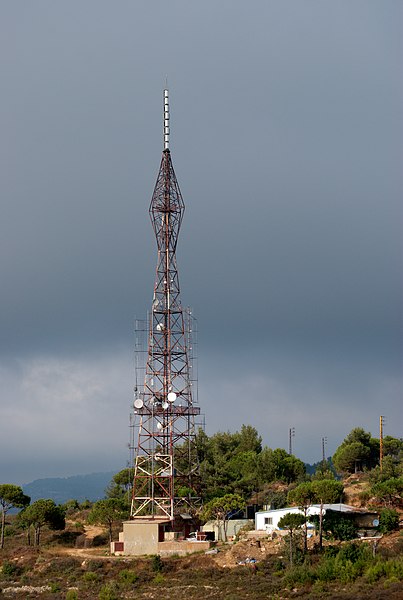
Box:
xmin=130 ymin=89 xmax=201 ymax=522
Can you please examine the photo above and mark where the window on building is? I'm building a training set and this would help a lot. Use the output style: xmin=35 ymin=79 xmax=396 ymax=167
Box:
xmin=264 ymin=517 xmax=273 ymax=525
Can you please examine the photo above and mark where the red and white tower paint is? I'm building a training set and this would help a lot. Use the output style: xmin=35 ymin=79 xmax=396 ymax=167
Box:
xmin=130 ymin=89 xmax=201 ymax=522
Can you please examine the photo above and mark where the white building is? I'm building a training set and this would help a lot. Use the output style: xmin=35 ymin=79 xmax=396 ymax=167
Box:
xmin=255 ymin=504 xmax=356 ymax=534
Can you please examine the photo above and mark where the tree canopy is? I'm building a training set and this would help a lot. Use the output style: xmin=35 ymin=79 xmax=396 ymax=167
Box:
xmin=88 ymin=498 xmax=129 ymax=542
xmin=194 ymin=427 xmax=305 ymax=500
xmin=201 ymin=493 xmax=246 ymax=541
xmin=333 ymin=428 xmax=379 ymax=473
xmin=0 ymin=484 xmax=30 ymax=548
xmin=18 ymin=499 xmax=65 ymax=546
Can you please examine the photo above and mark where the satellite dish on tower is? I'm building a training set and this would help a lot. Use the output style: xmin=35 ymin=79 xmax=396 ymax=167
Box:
xmin=134 ymin=398 xmax=143 ymax=409
xmin=167 ymin=392 xmax=177 ymax=403
xmin=157 ymin=422 xmax=163 ymax=431
xmin=162 ymin=401 xmax=169 ymax=409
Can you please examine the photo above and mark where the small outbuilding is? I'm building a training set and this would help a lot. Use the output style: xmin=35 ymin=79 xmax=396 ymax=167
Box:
xmin=255 ymin=504 xmax=379 ymax=537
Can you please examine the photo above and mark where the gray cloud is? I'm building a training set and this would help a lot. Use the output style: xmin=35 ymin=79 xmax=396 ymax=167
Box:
xmin=1 ymin=1 xmax=402 ymax=482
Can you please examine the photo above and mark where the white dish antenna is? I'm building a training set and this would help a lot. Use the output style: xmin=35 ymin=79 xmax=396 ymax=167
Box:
xmin=134 ymin=398 xmax=143 ymax=409
xmin=162 ymin=401 xmax=169 ymax=409
xmin=156 ymin=422 xmax=163 ymax=431
xmin=167 ymin=392 xmax=177 ymax=403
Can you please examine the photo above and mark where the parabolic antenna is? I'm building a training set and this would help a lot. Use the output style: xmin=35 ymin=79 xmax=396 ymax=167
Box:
xmin=162 ymin=401 xmax=169 ymax=410
xmin=167 ymin=392 xmax=177 ymax=403
xmin=134 ymin=398 xmax=143 ymax=409
xmin=156 ymin=422 xmax=163 ymax=431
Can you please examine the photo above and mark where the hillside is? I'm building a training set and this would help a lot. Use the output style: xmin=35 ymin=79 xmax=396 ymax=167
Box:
xmin=22 ymin=471 xmax=116 ymax=504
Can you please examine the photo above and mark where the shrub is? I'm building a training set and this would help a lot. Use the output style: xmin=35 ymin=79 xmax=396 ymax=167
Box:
xmin=153 ymin=573 xmax=165 ymax=585
xmin=99 ymin=583 xmax=119 ymax=600
xmin=365 ymin=561 xmax=387 ymax=583
xmin=86 ymin=560 xmax=103 ymax=572
xmin=4 ymin=525 xmax=16 ymax=537
xmin=119 ymin=569 xmax=138 ymax=585
xmin=50 ymin=582 xmax=61 ymax=593
xmin=83 ymin=571 xmax=100 ymax=583
xmin=379 ymin=508 xmax=399 ymax=533
xmin=1 ymin=560 xmax=21 ymax=578
xmin=337 ymin=542 xmax=371 ymax=563
xmin=65 ymin=591 xmax=78 ymax=600
xmin=316 ymin=557 xmax=336 ymax=582
xmin=151 ymin=554 xmax=163 ymax=572
xmin=284 ymin=564 xmax=315 ymax=587
xmin=92 ymin=533 xmax=109 ymax=546
xmin=56 ymin=531 xmax=83 ymax=546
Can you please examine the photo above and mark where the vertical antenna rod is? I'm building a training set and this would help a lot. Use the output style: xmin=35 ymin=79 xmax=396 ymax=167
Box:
xmin=164 ymin=88 xmax=169 ymax=150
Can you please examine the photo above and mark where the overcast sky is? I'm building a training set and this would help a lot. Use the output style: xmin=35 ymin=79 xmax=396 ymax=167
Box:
xmin=1 ymin=1 xmax=402 ymax=485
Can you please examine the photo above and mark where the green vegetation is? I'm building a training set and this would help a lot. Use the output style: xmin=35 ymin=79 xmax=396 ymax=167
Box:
xmin=333 ymin=427 xmax=379 ymax=473
xmin=105 ymin=468 xmax=132 ymax=502
xmin=287 ymin=481 xmax=315 ymax=551
xmin=379 ymin=508 xmax=399 ymax=533
xmin=151 ymin=554 xmax=164 ymax=573
xmin=17 ymin=498 xmax=65 ymax=545
xmin=0 ymin=424 xmax=402 ymax=598
xmin=370 ymin=477 xmax=403 ymax=507
xmin=278 ymin=512 xmax=306 ymax=566
xmin=201 ymin=493 xmax=246 ymax=540
xmin=87 ymin=498 xmax=129 ymax=543
xmin=191 ymin=426 xmax=306 ymax=501
xmin=0 ymin=484 xmax=30 ymax=548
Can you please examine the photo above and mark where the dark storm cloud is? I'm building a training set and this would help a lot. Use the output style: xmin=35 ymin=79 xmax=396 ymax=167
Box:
xmin=0 ymin=1 xmax=402 ymax=480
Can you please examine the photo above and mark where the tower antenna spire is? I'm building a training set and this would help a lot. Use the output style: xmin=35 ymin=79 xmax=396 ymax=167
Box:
xmin=163 ymin=87 xmax=169 ymax=151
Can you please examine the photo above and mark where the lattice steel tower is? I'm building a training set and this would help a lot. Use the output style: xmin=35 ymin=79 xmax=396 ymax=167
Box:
xmin=130 ymin=89 xmax=201 ymax=522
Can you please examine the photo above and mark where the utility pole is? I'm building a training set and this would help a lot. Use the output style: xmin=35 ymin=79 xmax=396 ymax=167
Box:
xmin=379 ymin=416 xmax=385 ymax=473
xmin=289 ymin=427 xmax=295 ymax=455
xmin=321 ymin=436 xmax=327 ymax=468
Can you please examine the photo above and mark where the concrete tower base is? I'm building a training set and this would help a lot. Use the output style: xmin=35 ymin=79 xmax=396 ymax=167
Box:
xmin=111 ymin=519 xmax=213 ymax=556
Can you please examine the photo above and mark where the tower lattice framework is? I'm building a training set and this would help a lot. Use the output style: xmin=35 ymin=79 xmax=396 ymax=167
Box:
xmin=131 ymin=89 xmax=201 ymax=521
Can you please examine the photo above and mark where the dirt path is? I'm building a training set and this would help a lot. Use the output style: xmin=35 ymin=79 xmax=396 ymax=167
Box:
xmin=46 ymin=524 xmax=117 ymax=560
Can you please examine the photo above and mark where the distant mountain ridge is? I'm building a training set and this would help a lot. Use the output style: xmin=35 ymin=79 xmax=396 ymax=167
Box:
xmin=23 ymin=471 xmax=118 ymax=504
xmin=22 ymin=462 xmax=331 ymax=505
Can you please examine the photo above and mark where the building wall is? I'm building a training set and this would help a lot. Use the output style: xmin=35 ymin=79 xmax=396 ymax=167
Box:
xmin=113 ymin=521 xmax=162 ymax=556
xmin=201 ymin=519 xmax=253 ymax=541
xmin=255 ymin=504 xmax=357 ymax=534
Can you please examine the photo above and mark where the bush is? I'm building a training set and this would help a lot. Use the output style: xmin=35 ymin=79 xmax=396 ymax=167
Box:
xmin=56 ymin=531 xmax=83 ymax=546
xmin=1 ymin=560 xmax=22 ymax=578
xmin=92 ymin=533 xmax=109 ymax=546
xmin=119 ymin=569 xmax=138 ymax=585
xmin=337 ymin=542 xmax=371 ymax=564
xmin=365 ymin=561 xmax=388 ymax=583
xmin=316 ymin=557 xmax=336 ymax=582
xmin=151 ymin=554 xmax=163 ymax=572
xmin=65 ymin=591 xmax=78 ymax=600
xmin=379 ymin=508 xmax=399 ymax=533
xmin=99 ymin=583 xmax=119 ymax=600
xmin=153 ymin=573 xmax=165 ymax=585
xmin=86 ymin=560 xmax=103 ymax=572
xmin=284 ymin=564 xmax=315 ymax=587
xmin=4 ymin=525 xmax=16 ymax=537
xmin=83 ymin=571 xmax=100 ymax=583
